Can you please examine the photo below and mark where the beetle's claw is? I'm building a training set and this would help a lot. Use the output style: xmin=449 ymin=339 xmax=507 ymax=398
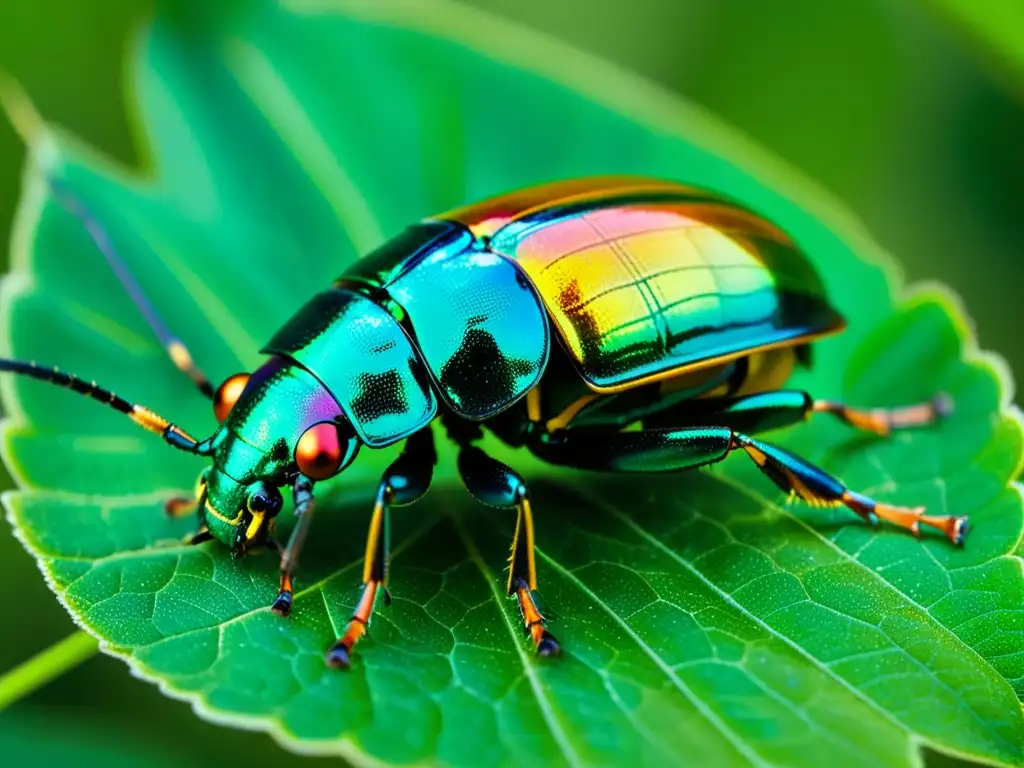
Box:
xmin=325 ymin=642 xmax=352 ymax=670
xmin=537 ymin=631 xmax=562 ymax=657
xmin=932 ymin=392 xmax=955 ymax=419
xmin=949 ymin=516 xmax=970 ymax=547
xmin=271 ymin=591 xmax=293 ymax=617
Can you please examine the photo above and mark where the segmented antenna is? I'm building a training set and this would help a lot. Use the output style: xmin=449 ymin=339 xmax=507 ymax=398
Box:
xmin=0 ymin=359 xmax=211 ymax=455
xmin=46 ymin=179 xmax=216 ymax=400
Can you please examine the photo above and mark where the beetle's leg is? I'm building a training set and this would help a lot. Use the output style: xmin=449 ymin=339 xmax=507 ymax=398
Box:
xmin=186 ymin=527 xmax=214 ymax=546
xmin=48 ymin=180 xmax=215 ymax=399
xmin=326 ymin=428 xmax=436 ymax=669
xmin=172 ymin=499 xmax=210 ymax=545
xmin=730 ymin=432 xmax=968 ymax=543
xmin=811 ymin=393 xmax=952 ymax=437
xmin=455 ymin=443 xmax=561 ymax=657
xmin=642 ymin=390 xmax=951 ymax=438
xmin=531 ymin=427 xmax=968 ymax=545
xmin=270 ymin=474 xmax=316 ymax=617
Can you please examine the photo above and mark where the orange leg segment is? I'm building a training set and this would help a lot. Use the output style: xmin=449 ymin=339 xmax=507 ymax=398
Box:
xmin=323 ymin=428 xmax=435 ymax=669
xmin=813 ymin=393 xmax=952 ymax=437
xmin=513 ymin=578 xmax=561 ymax=657
xmin=506 ymin=491 xmax=560 ymax=656
xmin=326 ymin=581 xmax=382 ymax=669
xmin=324 ymin=484 xmax=390 ymax=669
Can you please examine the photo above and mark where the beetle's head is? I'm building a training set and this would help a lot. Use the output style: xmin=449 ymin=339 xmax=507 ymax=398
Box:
xmin=197 ymin=467 xmax=283 ymax=555
xmin=195 ymin=362 xmax=361 ymax=554
xmin=0 ymin=348 xmax=363 ymax=556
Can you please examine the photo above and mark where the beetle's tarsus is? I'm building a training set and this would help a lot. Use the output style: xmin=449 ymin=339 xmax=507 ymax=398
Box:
xmin=325 ymin=642 xmax=352 ymax=670
xmin=844 ymin=493 xmax=969 ymax=545
xmin=813 ymin=393 xmax=954 ymax=436
xmin=271 ymin=568 xmax=294 ymax=617
xmin=513 ymin=579 xmax=560 ymax=656
xmin=932 ymin=392 xmax=955 ymax=420
xmin=950 ymin=517 xmax=970 ymax=547
xmin=271 ymin=591 xmax=293 ymax=617
xmin=327 ymin=586 xmax=376 ymax=669
xmin=536 ymin=628 xmax=562 ymax=657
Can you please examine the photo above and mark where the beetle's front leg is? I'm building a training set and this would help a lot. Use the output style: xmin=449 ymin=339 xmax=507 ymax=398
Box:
xmin=456 ymin=444 xmax=561 ymax=657
xmin=326 ymin=428 xmax=436 ymax=669
xmin=270 ymin=474 xmax=316 ymax=616
xmin=164 ymin=497 xmax=213 ymax=546
xmin=166 ymin=481 xmax=213 ymax=545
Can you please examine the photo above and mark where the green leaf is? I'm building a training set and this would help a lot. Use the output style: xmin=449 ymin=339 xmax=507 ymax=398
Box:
xmin=919 ymin=0 xmax=1024 ymax=99
xmin=3 ymin=0 xmax=1022 ymax=765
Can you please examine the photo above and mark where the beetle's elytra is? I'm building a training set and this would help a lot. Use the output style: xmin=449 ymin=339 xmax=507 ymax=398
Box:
xmin=3 ymin=176 xmax=967 ymax=668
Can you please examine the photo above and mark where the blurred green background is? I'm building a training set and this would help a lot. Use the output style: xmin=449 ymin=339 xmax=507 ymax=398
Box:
xmin=0 ymin=0 xmax=1020 ymax=764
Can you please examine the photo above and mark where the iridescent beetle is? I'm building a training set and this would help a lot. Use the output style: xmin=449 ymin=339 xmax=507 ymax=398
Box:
xmin=2 ymin=177 xmax=968 ymax=668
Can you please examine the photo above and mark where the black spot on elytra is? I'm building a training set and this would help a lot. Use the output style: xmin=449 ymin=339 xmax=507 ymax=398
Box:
xmin=440 ymin=328 xmax=536 ymax=418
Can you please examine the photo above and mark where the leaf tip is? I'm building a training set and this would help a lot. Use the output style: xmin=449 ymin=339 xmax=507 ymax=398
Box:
xmin=0 ymin=75 xmax=59 ymax=169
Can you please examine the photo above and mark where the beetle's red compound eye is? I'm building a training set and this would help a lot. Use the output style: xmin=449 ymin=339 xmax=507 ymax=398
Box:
xmin=295 ymin=422 xmax=344 ymax=480
xmin=213 ymin=373 xmax=250 ymax=422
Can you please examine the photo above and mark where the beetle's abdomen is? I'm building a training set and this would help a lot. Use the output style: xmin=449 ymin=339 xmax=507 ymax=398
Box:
xmin=479 ymin=183 xmax=845 ymax=392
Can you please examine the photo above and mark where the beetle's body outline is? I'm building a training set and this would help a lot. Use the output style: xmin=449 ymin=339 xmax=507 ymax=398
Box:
xmin=3 ymin=176 xmax=968 ymax=668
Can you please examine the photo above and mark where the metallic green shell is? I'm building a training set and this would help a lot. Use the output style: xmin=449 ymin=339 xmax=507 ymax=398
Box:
xmin=263 ymin=289 xmax=436 ymax=447
xmin=218 ymin=357 xmax=346 ymax=480
xmin=386 ymin=248 xmax=549 ymax=419
xmin=343 ymin=224 xmax=550 ymax=421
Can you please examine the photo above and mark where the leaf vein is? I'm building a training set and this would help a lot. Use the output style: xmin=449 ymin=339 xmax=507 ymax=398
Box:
xmin=452 ymin=515 xmax=583 ymax=768
xmin=561 ymin=481 xmax=915 ymax=740
xmin=539 ymin=549 xmax=769 ymax=767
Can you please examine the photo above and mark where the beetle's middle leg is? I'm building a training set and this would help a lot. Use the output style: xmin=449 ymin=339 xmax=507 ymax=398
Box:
xmin=445 ymin=414 xmax=560 ymax=655
xmin=324 ymin=427 xmax=436 ymax=669
xmin=530 ymin=426 xmax=968 ymax=545
xmin=447 ymin=427 xmax=560 ymax=656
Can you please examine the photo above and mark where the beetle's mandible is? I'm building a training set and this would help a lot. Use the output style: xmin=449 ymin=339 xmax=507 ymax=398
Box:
xmin=2 ymin=177 xmax=967 ymax=668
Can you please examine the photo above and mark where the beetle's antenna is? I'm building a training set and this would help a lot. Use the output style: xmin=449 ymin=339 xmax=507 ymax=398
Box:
xmin=1 ymin=74 xmax=217 ymax=402
xmin=45 ymin=180 xmax=217 ymax=400
xmin=0 ymin=358 xmax=213 ymax=455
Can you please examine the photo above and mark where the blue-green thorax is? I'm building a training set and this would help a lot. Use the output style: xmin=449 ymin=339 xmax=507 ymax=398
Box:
xmin=200 ymin=356 xmax=351 ymax=550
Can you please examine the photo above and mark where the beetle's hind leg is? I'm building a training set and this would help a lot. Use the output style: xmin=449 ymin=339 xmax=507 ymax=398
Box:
xmin=730 ymin=433 xmax=968 ymax=544
xmin=812 ymin=393 xmax=953 ymax=437
xmin=641 ymin=389 xmax=952 ymax=438
xmin=324 ymin=428 xmax=436 ymax=669
xmin=531 ymin=427 xmax=968 ymax=545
